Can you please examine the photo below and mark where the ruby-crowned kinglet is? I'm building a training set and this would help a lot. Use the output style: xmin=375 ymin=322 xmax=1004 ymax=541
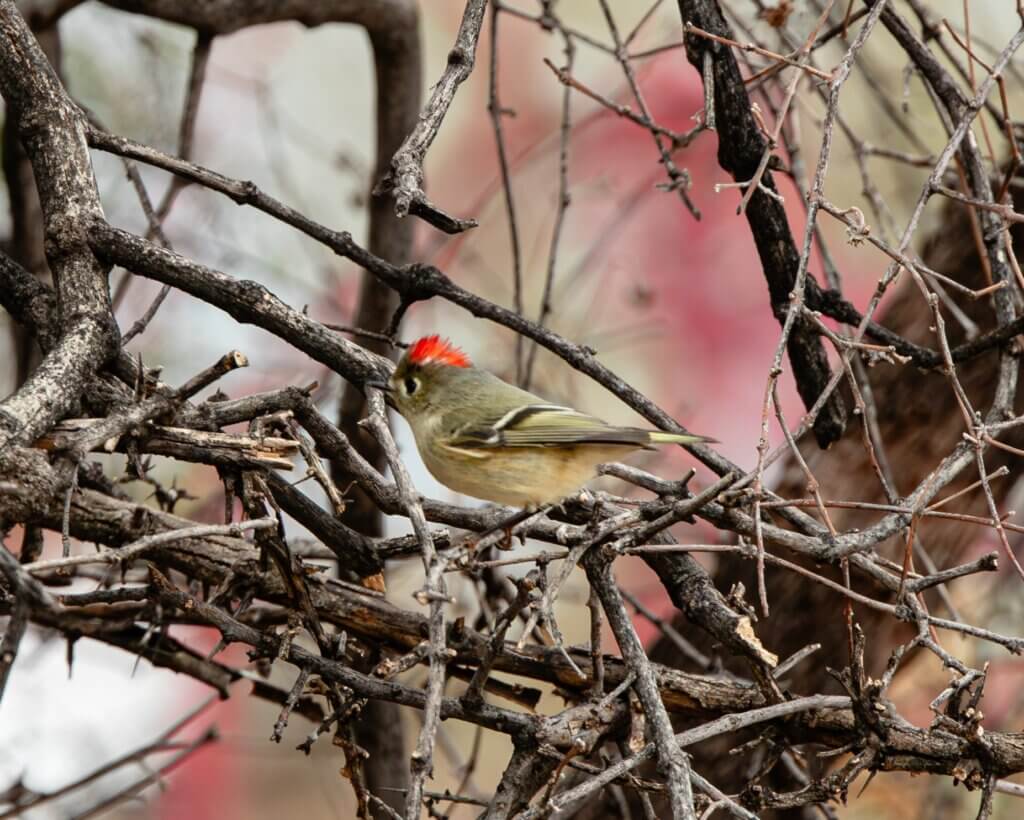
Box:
xmin=373 ymin=335 xmax=713 ymax=508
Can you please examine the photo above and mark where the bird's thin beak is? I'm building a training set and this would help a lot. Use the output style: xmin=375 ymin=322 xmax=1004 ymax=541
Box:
xmin=363 ymin=378 xmax=393 ymax=392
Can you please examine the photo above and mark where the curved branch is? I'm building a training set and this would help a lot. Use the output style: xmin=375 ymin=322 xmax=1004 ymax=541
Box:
xmin=374 ymin=0 xmax=485 ymax=233
xmin=98 ymin=0 xmax=414 ymax=33
xmin=87 ymin=220 xmax=391 ymax=386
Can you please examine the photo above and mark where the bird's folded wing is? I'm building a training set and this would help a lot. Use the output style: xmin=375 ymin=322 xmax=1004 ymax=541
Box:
xmin=445 ymin=403 xmax=651 ymax=448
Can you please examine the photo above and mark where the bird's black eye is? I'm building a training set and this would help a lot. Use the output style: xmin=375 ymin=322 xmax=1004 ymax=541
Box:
xmin=404 ymin=377 xmax=418 ymax=395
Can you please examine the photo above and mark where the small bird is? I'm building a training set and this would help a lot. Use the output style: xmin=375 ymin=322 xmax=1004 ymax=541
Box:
xmin=378 ymin=335 xmax=712 ymax=508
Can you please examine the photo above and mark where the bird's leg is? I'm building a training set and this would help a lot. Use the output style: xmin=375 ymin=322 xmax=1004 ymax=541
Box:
xmin=580 ymin=489 xmax=603 ymax=528
xmin=554 ymin=489 xmax=603 ymax=530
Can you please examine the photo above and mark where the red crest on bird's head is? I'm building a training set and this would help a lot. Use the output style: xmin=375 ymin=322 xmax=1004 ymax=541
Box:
xmin=406 ymin=335 xmax=471 ymax=368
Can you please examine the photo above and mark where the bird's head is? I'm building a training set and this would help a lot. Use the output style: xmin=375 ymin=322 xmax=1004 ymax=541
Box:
xmin=388 ymin=335 xmax=473 ymax=419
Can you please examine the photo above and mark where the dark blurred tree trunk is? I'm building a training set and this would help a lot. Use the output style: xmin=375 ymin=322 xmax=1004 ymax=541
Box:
xmin=332 ymin=13 xmax=422 ymax=819
xmin=333 ymin=20 xmax=421 ymax=537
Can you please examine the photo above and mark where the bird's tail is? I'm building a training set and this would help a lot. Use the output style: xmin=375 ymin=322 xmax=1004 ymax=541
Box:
xmin=648 ymin=431 xmax=718 ymax=446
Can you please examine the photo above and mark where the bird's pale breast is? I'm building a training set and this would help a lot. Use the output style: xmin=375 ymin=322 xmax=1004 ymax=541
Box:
xmin=419 ymin=439 xmax=640 ymax=507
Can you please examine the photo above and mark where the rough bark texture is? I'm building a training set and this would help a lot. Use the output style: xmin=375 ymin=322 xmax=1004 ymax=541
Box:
xmin=0 ymin=3 xmax=117 ymax=449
